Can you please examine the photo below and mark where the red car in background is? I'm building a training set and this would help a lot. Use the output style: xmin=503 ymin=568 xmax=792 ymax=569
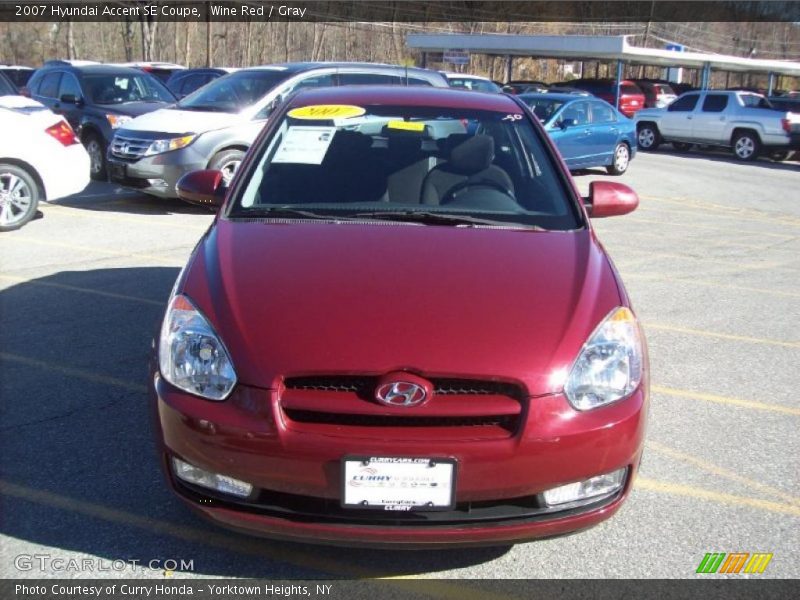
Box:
xmin=152 ymin=86 xmax=649 ymax=547
xmin=568 ymin=79 xmax=646 ymax=117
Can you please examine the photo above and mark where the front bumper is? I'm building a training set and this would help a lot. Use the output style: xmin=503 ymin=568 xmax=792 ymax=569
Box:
xmin=151 ymin=374 xmax=647 ymax=547
xmin=106 ymin=145 xmax=207 ymax=199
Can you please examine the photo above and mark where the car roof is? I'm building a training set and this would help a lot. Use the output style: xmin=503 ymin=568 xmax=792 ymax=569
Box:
xmin=243 ymin=62 xmax=436 ymax=75
xmin=39 ymin=64 xmax=151 ymax=76
xmin=286 ymin=85 xmax=521 ymax=112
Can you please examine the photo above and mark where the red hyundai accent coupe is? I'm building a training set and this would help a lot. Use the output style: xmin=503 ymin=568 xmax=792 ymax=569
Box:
xmin=151 ymin=86 xmax=648 ymax=547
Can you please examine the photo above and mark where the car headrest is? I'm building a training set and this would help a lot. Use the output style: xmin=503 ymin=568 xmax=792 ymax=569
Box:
xmin=448 ymin=134 xmax=495 ymax=174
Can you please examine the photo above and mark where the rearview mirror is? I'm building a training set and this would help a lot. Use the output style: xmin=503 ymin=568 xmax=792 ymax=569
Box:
xmin=584 ymin=181 xmax=638 ymax=218
xmin=176 ymin=170 xmax=226 ymax=208
xmin=560 ymin=118 xmax=577 ymax=129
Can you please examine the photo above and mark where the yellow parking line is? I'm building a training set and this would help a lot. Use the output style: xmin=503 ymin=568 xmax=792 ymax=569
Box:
xmin=625 ymin=216 xmax=795 ymax=240
xmin=0 ymin=352 xmax=147 ymax=393
xmin=639 ymin=195 xmax=800 ymax=228
xmin=646 ymin=441 xmax=800 ymax=507
xmin=0 ymin=274 xmax=164 ymax=306
xmin=0 ymin=235 xmax=182 ymax=265
xmin=640 ymin=202 xmax=800 ymax=230
xmin=613 ymin=229 xmax=769 ymax=252
xmin=635 ymin=478 xmax=800 ymax=517
xmin=604 ymin=244 xmax=800 ymax=275
xmin=625 ymin=272 xmax=800 ymax=299
xmin=0 ymin=480 xmax=513 ymax=597
xmin=651 ymin=385 xmax=800 ymax=416
xmin=644 ymin=323 xmax=800 ymax=349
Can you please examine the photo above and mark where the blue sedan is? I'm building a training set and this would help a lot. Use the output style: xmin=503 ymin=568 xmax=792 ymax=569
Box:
xmin=519 ymin=93 xmax=637 ymax=175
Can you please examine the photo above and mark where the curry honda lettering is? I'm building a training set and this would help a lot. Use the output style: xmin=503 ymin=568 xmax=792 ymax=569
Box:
xmin=696 ymin=552 xmax=773 ymax=574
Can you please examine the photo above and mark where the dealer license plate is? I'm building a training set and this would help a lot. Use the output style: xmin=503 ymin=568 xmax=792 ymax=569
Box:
xmin=341 ymin=456 xmax=456 ymax=511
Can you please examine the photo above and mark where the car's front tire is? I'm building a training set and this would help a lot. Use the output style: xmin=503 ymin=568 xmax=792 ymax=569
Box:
xmin=606 ymin=143 xmax=631 ymax=175
xmin=637 ymin=123 xmax=660 ymax=151
xmin=0 ymin=163 xmax=40 ymax=232
xmin=84 ymin=133 xmax=108 ymax=180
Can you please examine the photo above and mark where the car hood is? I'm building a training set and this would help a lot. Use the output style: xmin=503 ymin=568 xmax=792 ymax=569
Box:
xmin=181 ymin=221 xmax=624 ymax=396
xmin=122 ymin=106 xmax=241 ymax=133
xmin=103 ymin=101 xmax=172 ymax=118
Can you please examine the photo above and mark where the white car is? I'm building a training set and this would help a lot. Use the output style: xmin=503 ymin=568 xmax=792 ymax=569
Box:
xmin=0 ymin=96 xmax=90 ymax=231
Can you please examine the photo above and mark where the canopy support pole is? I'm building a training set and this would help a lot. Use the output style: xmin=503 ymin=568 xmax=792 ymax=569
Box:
xmin=615 ymin=60 xmax=623 ymax=109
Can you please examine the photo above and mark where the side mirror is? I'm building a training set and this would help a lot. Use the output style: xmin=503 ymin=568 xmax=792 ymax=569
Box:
xmin=176 ymin=170 xmax=226 ymax=208
xmin=584 ymin=181 xmax=639 ymax=218
xmin=560 ymin=118 xmax=577 ymax=129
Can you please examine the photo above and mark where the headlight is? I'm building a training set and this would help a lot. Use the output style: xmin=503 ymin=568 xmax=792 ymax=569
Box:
xmin=144 ymin=134 xmax=196 ymax=156
xmin=106 ymin=114 xmax=133 ymax=129
xmin=564 ymin=307 xmax=643 ymax=410
xmin=158 ymin=294 xmax=236 ymax=400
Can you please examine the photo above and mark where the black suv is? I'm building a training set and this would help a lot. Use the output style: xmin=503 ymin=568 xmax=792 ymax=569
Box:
xmin=25 ymin=63 xmax=176 ymax=179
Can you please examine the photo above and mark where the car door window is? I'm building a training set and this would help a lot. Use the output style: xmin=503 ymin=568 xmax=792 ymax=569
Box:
xmin=701 ymin=94 xmax=728 ymax=112
xmin=668 ymin=94 xmax=699 ymax=112
xmin=561 ymin=101 xmax=589 ymax=126
xmin=337 ymin=73 xmax=397 ymax=86
xmin=590 ymin=102 xmax=616 ymax=124
xmin=288 ymin=73 xmax=335 ymax=92
xmin=39 ymin=72 xmax=62 ymax=98
xmin=58 ymin=73 xmax=82 ymax=100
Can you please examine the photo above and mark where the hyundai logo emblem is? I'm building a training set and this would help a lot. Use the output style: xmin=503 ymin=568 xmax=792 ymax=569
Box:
xmin=375 ymin=381 xmax=427 ymax=407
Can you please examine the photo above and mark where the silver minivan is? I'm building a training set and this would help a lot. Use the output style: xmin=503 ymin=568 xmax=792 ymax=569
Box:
xmin=107 ymin=62 xmax=447 ymax=198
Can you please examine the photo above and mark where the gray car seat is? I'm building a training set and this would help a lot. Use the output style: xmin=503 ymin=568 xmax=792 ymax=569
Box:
xmin=420 ymin=134 xmax=513 ymax=205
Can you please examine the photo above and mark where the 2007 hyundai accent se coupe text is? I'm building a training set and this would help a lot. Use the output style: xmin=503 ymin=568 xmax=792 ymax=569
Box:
xmin=151 ymin=86 xmax=649 ymax=548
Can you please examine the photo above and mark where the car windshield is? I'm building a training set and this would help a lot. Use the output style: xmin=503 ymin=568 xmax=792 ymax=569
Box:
xmin=521 ymin=97 xmax=566 ymax=123
xmin=83 ymin=73 xmax=174 ymax=104
xmin=177 ymin=69 xmax=290 ymax=113
xmin=231 ymin=103 xmax=581 ymax=231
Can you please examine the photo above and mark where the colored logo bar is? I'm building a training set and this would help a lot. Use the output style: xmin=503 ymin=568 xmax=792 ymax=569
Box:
xmin=697 ymin=552 xmax=773 ymax=574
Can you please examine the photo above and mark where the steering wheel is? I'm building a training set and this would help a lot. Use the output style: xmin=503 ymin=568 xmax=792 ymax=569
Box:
xmin=441 ymin=178 xmax=515 ymax=206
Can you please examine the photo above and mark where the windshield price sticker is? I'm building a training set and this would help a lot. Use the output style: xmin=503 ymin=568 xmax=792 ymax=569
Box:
xmin=287 ymin=105 xmax=366 ymax=120
xmin=342 ymin=456 xmax=456 ymax=511
xmin=272 ymin=126 xmax=337 ymax=165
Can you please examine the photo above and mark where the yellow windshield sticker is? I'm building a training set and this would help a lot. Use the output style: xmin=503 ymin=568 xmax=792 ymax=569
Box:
xmin=287 ymin=105 xmax=366 ymax=120
xmin=386 ymin=120 xmax=426 ymax=132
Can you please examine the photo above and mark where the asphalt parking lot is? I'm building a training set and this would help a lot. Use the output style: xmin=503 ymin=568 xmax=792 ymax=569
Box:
xmin=0 ymin=148 xmax=798 ymax=580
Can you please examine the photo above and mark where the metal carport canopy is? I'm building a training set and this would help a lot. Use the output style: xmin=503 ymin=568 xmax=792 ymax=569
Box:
xmin=406 ymin=34 xmax=800 ymax=78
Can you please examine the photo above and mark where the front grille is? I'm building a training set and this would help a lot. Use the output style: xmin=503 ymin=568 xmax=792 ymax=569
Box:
xmin=284 ymin=409 xmax=517 ymax=429
xmin=110 ymin=134 xmax=151 ymax=160
xmin=284 ymin=376 xmax=525 ymax=401
xmin=281 ymin=375 xmax=526 ymax=436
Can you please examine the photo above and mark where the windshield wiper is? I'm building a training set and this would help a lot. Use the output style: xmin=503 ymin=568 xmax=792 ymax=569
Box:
xmin=175 ymin=104 xmax=232 ymax=112
xmin=232 ymin=207 xmax=364 ymax=221
xmin=350 ymin=210 xmax=541 ymax=229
